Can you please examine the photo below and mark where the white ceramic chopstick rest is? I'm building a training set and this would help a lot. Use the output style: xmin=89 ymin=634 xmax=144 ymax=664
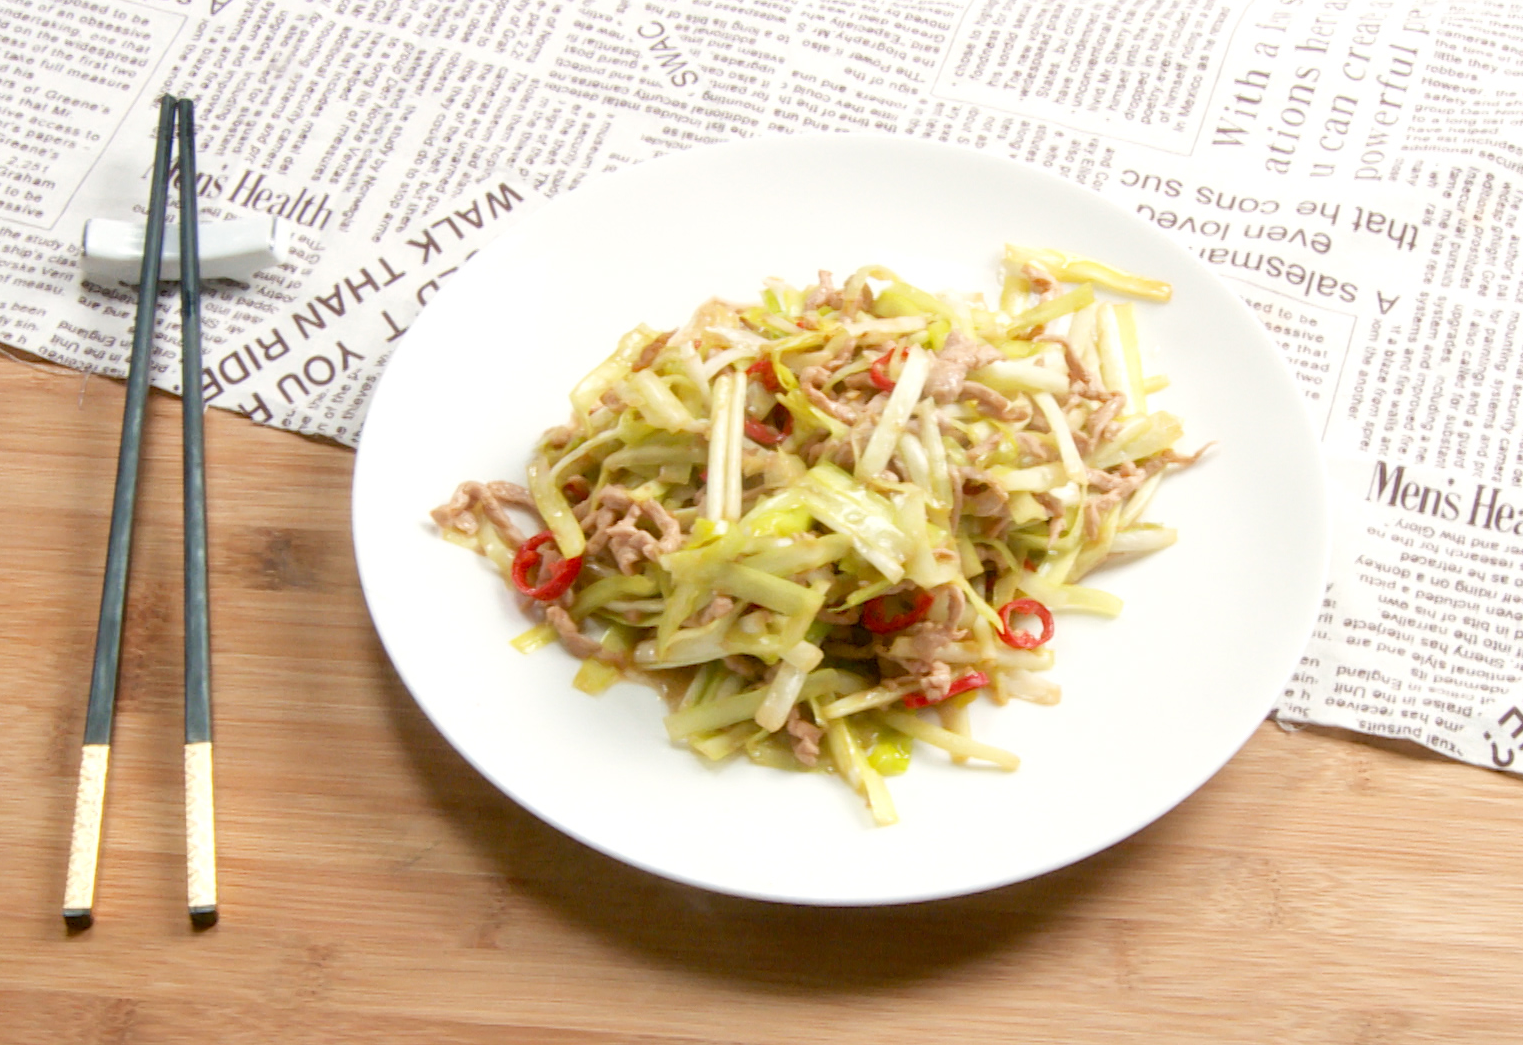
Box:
xmin=82 ymin=215 xmax=290 ymax=283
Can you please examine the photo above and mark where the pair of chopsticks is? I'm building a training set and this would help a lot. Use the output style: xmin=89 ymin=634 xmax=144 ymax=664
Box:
xmin=63 ymin=95 xmax=217 ymax=931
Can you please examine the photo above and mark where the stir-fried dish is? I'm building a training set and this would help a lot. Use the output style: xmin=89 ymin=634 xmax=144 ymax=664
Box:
xmin=431 ymin=245 xmax=1206 ymax=825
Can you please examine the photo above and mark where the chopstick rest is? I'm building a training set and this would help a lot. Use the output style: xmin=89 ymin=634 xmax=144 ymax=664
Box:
xmin=82 ymin=214 xmax=290 ymax=284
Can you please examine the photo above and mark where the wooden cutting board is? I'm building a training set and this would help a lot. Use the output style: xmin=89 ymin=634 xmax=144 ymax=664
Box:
xmin=3 ymin=356 xmax=1522 ymax=1044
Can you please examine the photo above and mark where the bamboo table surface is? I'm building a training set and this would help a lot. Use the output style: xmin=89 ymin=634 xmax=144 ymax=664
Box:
xmin=4 ymin=355 xmax=1523 ymax=1044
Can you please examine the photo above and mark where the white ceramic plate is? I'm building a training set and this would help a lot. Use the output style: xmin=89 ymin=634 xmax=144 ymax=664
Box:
xmin=352 ymin=135 xmax=1328 ymax=906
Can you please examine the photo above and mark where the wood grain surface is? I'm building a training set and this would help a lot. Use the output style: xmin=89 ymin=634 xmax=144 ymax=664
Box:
xmin=4 ymin=357 xmax=1523 ymax=1044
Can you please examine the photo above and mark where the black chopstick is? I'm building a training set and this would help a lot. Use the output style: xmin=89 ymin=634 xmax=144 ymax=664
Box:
xmin=64 ymin=94 xmax=218 ymax=929
xmin=177 ymin=97 xmax=218 ymax=929
xmin=64 ymin=95 xmax=178 ymax=932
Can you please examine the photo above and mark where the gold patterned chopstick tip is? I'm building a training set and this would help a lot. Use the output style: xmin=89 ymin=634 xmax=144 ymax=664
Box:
xmin=184 ymin=740 xmax=218 ymax=927
xmin=62 ymin=744 xmax=110 ymax=930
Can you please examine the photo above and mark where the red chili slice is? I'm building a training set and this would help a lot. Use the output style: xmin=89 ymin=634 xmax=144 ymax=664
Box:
xmin=902 ymin=671 xmax=991 ymax=710
xmin=997 ymin=598 xmax=1054 ymax=650
xmin=861 ymin=589 xmax=933 ymax=633
xmin=744 ymin=403 xmax=793 ymax=446
xmin=511 ymin=530 xmax=583 ymax=601
xmin=746 ymin=356 xmax=782 ymax=393
xmin=869 ymin=347 xmax=904 ymax=393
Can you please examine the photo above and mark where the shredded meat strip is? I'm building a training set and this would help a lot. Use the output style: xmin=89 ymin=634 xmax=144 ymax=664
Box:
xmin=581 ymin=506 xmax=617 ymax=551
xmin=962 ymin=485 xmax=1008 ymax=517
xmin=605 ymin=499 xmax=685 ymax=575
xmin=785 ymin=705 xmax=824 ymax=767
xmin=939 ymin=583 xmax=967 ymax=631
xmin=561 ymin=474 xmax=591 ymax=506
xmin=874 ymin=600 xmax=967 ymax=705
xmin=841 ymin=274 xmax=874 ymax=317
xmin=1034 ymin=492 xmax=1067 ymax=547
xmin=846 ymin=392 xmax=891 ymax=450
xmin=923 ymin=330 xmax=1003 ymax=404
xmin=723 ymin=654 xmax=763 ymax=680
xmin=1043 ymin=334 xmax=1106 ymax=398
xmin=1023 ymin=261 xmax=1061 ymax=302
xmin=961 ymin=381 xmax=1028 ymax=422
xmin=819 ymin=436 xmax=857 ymax=471
xmin=1082 ymin=500 xmax=1105 ymax=541
xmin=430 ymin=480 xmax=535 ymax=546
xmin=1159 ymin=444 xmax=1214 ymax=467
xmin=1081 ymin=448 xmax=1209 ymax=540
xmin=1082 ymin=456 xmax=1178 ymax=538
xmin=959 ymin=466 xmax=1011 ymax=519
xmin=598 ymin=485 xmax=634 ymax=513
xmin=1084 ymin=393 xmax=1126 ymax=446
xmin=683 ymin=595 xmax=735 ymax=628
xmin=917 ymin=660 xmax=955 ymax=704
xmin=545 ymin=605 xmax=604 ymax=660
xmin=798 ymin=429 xmax=830 ymax=467
xmin=1016 ymin=431 xmax=1056 ymax=463
xmin=800 ymin=361 xmax=863 ymax=425
xmin=804 ymin=270 xmax=844 ymax=312
xmin=579 ymin=486 xmax=685 ymax=570
xmin=815 ymin=605 xmax=862 ymax=627
xmin=632 ymin=331 xmax=672 ymax=371
xmin=1085 ymin=468 xmax=1126 ymax=493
